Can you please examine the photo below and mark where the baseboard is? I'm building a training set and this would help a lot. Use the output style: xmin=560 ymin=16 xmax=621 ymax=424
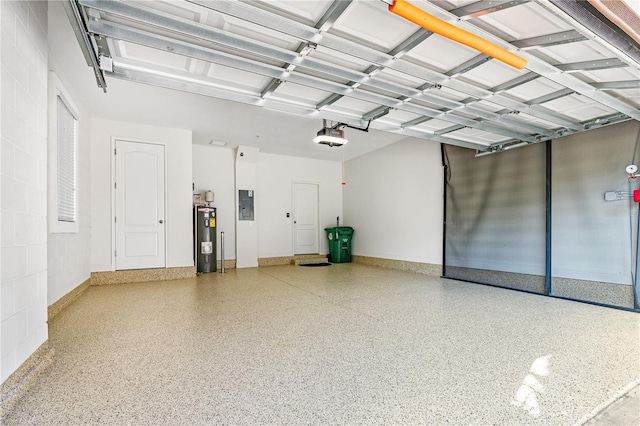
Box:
xmin=48 ymin=278 xmax=91 ymax=322
xmin=258 ymin=255 xmax=329 ymax=267
xmin=351 ymin=255 xmax=441 ymax=276
xmin=91 ymin=266 xmax=196 ymax=285
xmin=0 ymin=341 xmax=54 ymax=420
xmin=217 ymin=259 xmax=237 ymax=270
xmin=258 ymin=256 xmax=292 ymax=266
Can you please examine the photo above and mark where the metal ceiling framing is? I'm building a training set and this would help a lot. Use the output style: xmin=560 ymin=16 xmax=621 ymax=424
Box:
xmin=448 ymin=0 xmax=532 ymax=18
xmin=61 ymin=0 xmax=107 ymax=91
xmin=70 ymin=0 xmax=640 ymax=153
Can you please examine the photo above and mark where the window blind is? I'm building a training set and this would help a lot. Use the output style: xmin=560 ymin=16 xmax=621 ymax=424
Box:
xmin=56 ymin=95 xmax=77 ymax=223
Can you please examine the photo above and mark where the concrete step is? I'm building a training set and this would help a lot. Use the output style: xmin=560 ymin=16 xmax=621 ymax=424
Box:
xmin=292 ymin=255 xmax=328 ymax=265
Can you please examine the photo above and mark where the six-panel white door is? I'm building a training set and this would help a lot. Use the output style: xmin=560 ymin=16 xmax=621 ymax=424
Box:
xmin=293 ymin=182 xmax=319 ymax=255
xmin=115 ymin=140 xmax=166 ymax=270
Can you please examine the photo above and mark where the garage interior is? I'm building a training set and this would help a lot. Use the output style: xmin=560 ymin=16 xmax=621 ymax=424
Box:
xmin=1 ymin=0 xmax=639 ymax=424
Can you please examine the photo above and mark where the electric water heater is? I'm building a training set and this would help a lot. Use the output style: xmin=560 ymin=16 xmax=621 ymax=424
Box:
xmin=194 ymin=206 xmax=217 ymax=273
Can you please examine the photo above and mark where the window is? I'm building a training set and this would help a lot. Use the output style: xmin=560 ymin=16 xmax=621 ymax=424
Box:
xmin=56 ymin=96 xmax=77 ymax=222
xmin=49 ymin=72 xmax=80 ymax=233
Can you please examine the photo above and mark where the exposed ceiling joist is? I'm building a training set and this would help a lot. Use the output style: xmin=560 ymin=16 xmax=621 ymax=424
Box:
xmin=446 ymin=54 xmax=491 ymax=77
xmin=449 ymin=0 xmax=532 ymax=19
xmin=511 ymin=30 xmax=587 ymax=49
xmin=593 ymin=80 xmax=640 ymax=90
xmin=526 ymin=88 xmax=575 ymax=105
xmin=491 ymin=73 xmax=540 ymax=92
xmin=314 ymin=0 xmax=354 ymax=32
xmin=556 ymin=58 xmax=628 ymax=72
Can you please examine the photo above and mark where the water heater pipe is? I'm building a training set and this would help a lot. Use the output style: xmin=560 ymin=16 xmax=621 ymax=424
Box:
xmin=386 ymin=0 xmax=527 ymax=70
xmin=220 ymin=231 xmax=225 ymax=274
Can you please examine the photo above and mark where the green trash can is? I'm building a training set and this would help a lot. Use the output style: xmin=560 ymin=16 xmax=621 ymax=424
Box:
xmin=325 ymin=226 xmax=354 ymax=263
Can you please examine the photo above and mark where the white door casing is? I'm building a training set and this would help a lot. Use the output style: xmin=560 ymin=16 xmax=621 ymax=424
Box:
xmin=115 ymin=140 xmax=166 ymax=270
xmin=293 ymin=182 xmax=319 ymax=255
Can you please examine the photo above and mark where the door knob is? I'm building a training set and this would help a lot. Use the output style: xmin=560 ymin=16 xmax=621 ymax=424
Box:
xmin=294 ymin=221 xmax=297 ymax=224
xmin=159 ymin=220 xmax=164 ymax=224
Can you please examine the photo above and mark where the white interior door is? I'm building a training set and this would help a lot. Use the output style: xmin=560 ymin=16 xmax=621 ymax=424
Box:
xmin=293 ymin=182 xmax=319 ymax=255
xmin=115 ymin=140 xmax=166 ymax=270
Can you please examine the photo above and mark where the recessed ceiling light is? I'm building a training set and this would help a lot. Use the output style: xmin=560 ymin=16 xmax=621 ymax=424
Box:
xmin=209 ymin=140 xmax=227 ymax=146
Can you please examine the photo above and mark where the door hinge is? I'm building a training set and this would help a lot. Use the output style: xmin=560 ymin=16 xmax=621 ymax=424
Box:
xmin=114 ymin=148 xmax=116 ymax=155
xmin=114 ymin=250 xmax=117 ymax=257
xmin=114 ymin=216 xmax=117 ymax=223
xmin=114 ymin=182 xmax=117 ymax=189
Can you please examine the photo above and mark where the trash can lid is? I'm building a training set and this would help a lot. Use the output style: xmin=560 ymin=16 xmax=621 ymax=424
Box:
xmin=330 ymin=226 xmax=353 ymax=236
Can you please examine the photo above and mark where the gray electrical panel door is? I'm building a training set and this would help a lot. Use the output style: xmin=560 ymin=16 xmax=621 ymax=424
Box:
xmin=238 ymin=190 xmax=254 ymax=221
xmin=194 ymin=206 xmax=216 ymax=273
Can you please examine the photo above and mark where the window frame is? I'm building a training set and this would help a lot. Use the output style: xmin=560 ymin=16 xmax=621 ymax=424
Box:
xmin=48 ymin=72 xmax=80 ymax=233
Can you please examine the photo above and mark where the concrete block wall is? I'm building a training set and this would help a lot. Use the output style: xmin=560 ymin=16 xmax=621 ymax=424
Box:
xmin=1 ymin=0 xmax=49 ymax=383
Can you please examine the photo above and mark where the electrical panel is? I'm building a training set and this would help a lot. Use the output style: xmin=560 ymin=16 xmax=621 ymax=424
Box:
xmin=239 ymin=190 xmax=254 ymax=221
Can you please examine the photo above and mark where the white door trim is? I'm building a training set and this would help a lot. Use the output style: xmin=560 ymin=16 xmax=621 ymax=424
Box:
xmin=110 ymin=137 xmax=168 ymax=271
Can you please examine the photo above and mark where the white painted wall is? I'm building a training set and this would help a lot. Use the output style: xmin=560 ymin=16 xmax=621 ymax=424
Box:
xmin=192 ymin=148 xmax=343 ymax=260
xmin=257 ymin=153 xmax=343 ymax=258
xmin=343 ymin=138 xmax=443 ymax=264
xmin=1 ymin=0 xmax=49 ymax=383
xmin=192 ymin=145 xmax=236 ymax=262
xmin=46 ymin=2 xmax=91 ymax=306
xmin=90 ymin=119 xmax=193 ymax=271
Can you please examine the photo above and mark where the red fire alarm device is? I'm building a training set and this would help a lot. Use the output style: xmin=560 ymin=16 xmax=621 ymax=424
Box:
xmin=634 ymin=190 xmax=640 ymax=202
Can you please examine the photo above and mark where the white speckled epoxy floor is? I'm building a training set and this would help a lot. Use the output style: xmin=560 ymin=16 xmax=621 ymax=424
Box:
xmin=4 ymin=264 xmax=639 ymax=425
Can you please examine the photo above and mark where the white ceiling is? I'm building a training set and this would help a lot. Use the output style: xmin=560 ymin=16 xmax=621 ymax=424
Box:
xmin=58 ymin=0 xmax=640 ymax=160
